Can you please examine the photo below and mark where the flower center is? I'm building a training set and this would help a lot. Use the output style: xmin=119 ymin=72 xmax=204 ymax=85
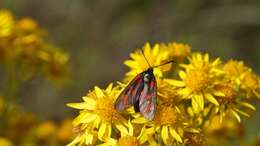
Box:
xmin=96 ymin=98 xmax=121 ymax=123
xmin=116 ymin=136 xmax=139 ymax=146
xmin=185 ymin=69 xmax=210 ymax=92
xmin=184 ymin=132 xmax=205 ymax=146
xmin=214 ymin=84 xmax=235 ymax=103
xmin=154 ymin=106 xmax=178 ymax=126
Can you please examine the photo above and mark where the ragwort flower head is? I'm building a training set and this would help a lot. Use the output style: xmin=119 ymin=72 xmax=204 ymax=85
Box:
xmin=0 ymin=137 xmax=13 ymax=146
xmin=223 ymin=60 xmax=260 ymax=99
xmin=67 ymin=84 xmax=128 ymax=145
xmin=223 ymin=60 xmax=247 ymax=86
xmin=15 ymin=18 xmax=38 ymax=33
xmin=211 ymin=82 xmax=256 ymax=122
xmin=166 ymin=53 xmax=223 ymax=113
xmin=124 ymin=42 xmax=171 ymax=81
xmin=161 ymin=42 xmax=191 ymax=62
xmin=133 ymin=105 xmax=191 ymax=145
xmin=101 ymin=121 xmax=156 ymax=146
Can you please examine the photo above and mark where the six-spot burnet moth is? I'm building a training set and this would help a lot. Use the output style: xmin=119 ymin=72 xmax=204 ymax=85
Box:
xmin=115 ymin=49 xmax=175 ymax=120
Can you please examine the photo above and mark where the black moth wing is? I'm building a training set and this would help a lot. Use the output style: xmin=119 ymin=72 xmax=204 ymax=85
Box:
xmin=114 ymin=72 xmax=144 ymax=112
xmin=138 ymin=71 xmax=157 ymax=120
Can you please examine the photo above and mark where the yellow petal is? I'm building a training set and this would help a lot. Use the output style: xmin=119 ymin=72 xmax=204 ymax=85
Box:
xmin=115 ymin=123 xmax=128 ymax=137
xmin=82 ymin=96 xmax=96 ymax=105
xmin=93 ymin=117 xmax=101 ymax=128
xmin=144 ymin=42 xmax=151 ymax=52
xmin=67 ymin=102 xmax=90 ymax=109
xmin=165 ymin=79 xmax=185 ymax=87
xmin=194 ymin=94 xmax=204 ymax=111
xmin=98 ymin=122 xmax=107 ymax=140
xmin=197 ymin=53 xmax=202 ymax=61
xmin=204 ymin=54 xmax=209 ymax=62
xmin=169 ymin=127 xmax=182 ymax=143
xmin=234 ymin=108 xmax=250 ymax=117
xmin=96 ymin=143 xmax=110 ymax=146
xmin=239 ymin=102 xmax=256 ymax=111
xmin=161 ymin=126 xmax=169 ymax=144
xmin=145 ymin=127 xmax=155 ymax=135
xmin=213 ymin=91 xmax=226 ymax=97
xmin=132 ymin=117 xmax=148 ymax=124
xmin=72 ymin=112 xmax=90 ymax=125
xmin=212 ymin=58 xmax=221 ymax=66
xmin=231 ymin=110 xmax=241 ymax=122
xmin=67 ymin=102 xmax=95 ymax=110
xmin=95 ymin=86 xmax=104 ymax=98
xmin=191 ymin=97 xmax=199 ymax=114
xmin=138 ymin=127 xmax=148 ymax=144
xmin=152 ymin=44 xmax=159 ymax=56
xmin=66 ymin=135 xmax=81 ymax=146
xmin=148 ymin=138 xmax=158 ymax=146
xmin=105 ymin=124 xmax=112 ymax=138
xmin=179 ymin=88 xmax=192 ymax=97
xmin=130 ymin=53 xmax=141 ymax=60
xmin=124 ymin=60 xmax=139 ymax=69
xmin=105 ymin=83 xmax=113 ymax=93
xmin=128 ymin=120 xmax=134 ymax=136
xmin=85 ymin=133 xmax=94 ymax=144
xmin=205 ymin=93 xmax=219 ymax=106
xmin=81 ymin=114 xmax=97 ymax=123
xmin=179 ymin=71 xmax=187 ymax=79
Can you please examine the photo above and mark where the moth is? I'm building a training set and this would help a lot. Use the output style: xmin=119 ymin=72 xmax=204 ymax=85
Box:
xmin=115 ymin=50 xmax=174 ymax=120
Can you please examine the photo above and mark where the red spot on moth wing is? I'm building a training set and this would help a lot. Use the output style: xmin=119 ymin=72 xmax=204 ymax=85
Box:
xmin=144 ymin=102 xmax=153 ymax=113
xmin=150 ymin=81 xmax=156 ymax=88
xmin=122 ymin=95 xmax=128 ymax=105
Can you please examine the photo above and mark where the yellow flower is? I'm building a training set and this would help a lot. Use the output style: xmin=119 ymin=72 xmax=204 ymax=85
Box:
xmin=223 ymin=60 xmax=260 ymax=99
xmin=0 ymin=9 xmax=14 ymax=37
xmin=165 ymin=53 xmax=223 ymax=113
xmin=36 ymin=121 xmax=56 ymax=139
xmin=204 ymin=115 xmax=245 ymax=138
xmin=241 ymin=71 xmax=260 ymax=99
xmin=161 ymin=42 xmax=191 ymax=62
xmin=67 ymin=84 xmax=128 ymax=145
xmin=57 ymin=119 xmax=73 ymax=142
xmin=157 ymin=79 xmax=182 ymax=104
xmin=210 ymin=83 xmax=256 ymax=122
xmin=0 ymin=137 xmax=13 ymax=146
xmin=133 ymin=105 xmax=189 ymax=145
xmin=223 ymin=60 xmax=248 ymax=87
xmin=101 ymin=121 xmax=157 ymax=146
xmin=124 ymin=42 xmax=171 ymax=81
xmin=43 ymin=48 xmax=70 ymax=83
xmin=15 ymin=18 xmax=38 ymax=32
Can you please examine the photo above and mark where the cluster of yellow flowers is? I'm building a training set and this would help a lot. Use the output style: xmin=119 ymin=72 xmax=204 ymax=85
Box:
xmin=0 ymin=9 xmax=72 ymax=146
xmin=0 ymin=109 xmax=73 ymax=146
xmin=68 ymin=42 xmax=260 ymax=146
xmin=0 ymin=9 xmax=69 ymax=83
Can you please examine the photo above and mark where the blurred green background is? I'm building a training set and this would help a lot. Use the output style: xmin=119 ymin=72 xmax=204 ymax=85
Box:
xmin=1 ymin=0 xmax=260 ymax=142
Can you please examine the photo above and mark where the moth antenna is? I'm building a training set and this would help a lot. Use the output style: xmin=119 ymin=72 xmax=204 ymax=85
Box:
xmin=140 ymin=49 xmax=151 ymax=67
xmin=153 ymin=60 xmax=175 ymax=68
